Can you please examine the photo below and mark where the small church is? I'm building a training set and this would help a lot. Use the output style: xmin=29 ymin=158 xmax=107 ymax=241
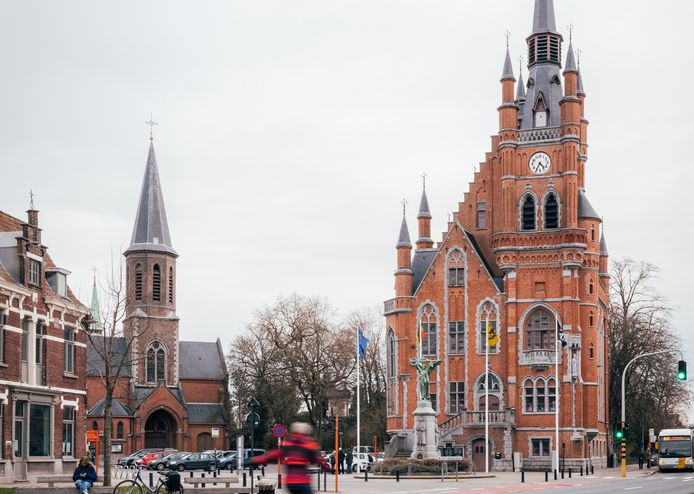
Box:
xmin=87 ymin=138 xmax=229 ymax=454
xmin=385 ymin=0 xmax=609 ymax=472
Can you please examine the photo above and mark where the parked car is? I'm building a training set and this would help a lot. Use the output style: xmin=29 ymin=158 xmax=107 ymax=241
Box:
xmin=350 ymin=453 xmax=374 ymax=472
xmin=136 ymin=451 xmax=177 ymax=467
xmin=147 ymin=452 xmax=191 ymax=471
xmin=118 ymin=449 xmax=159 ymax=467
xmin=217 ymin=449 xmax=267 ymax=471
xmin=168 ymin=453 xmax=218 ymax=472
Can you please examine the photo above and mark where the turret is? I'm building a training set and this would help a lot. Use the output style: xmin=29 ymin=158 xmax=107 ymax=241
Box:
xmin=561 ymin=40 xmax=582 ymax=130
xmin=599 ymin=230 xmax=608 ymax=276
xmin=395 ymin=209 xmax=413 ymax=297
xmin=499 ymin=46 xmax=519 ymax=132
xmin=416 ymin=179 xmax=434 ymax=250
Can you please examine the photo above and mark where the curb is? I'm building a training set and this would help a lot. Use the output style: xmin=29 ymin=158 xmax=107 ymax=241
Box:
xmin=355 ymin=474 xmax=496 ymax=480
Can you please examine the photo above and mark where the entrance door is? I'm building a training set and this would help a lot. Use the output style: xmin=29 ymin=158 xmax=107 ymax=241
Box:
xmin=471 ymin=438 xmax=492 ymax=472
xmin=144 ymin=410 xmax=176 ymax=449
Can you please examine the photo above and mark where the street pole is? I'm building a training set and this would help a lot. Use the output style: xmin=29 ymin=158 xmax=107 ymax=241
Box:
xmin=555 ymin=314 xmax=560 ymax=477
xmin=485 ymin=316 xmax=489 ymax=474
xmin=335 ymin=415 xmax=339 ymax=493
xmin=357 ymin=325 xmax=361 ymax=461
xmin=620 ymin=349 xmax=680 ymax=478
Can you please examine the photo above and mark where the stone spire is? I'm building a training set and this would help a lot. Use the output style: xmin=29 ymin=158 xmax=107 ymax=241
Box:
xmin=564 ymin=41 xmax=578 ymax=73
xmin=532 ymin=0 xmax=559 ymax=35
xmin=516 ymin=68 xmax=526 ymax=102
xmin=501 ymin=46 xmax=516 ymax=81
xmin=397 ymin=213 xmax=412 ymax=248
xmin=577 ymin=67 xmax=586 ymax=96
xmin=125 ymin=140 xmax=177 ymax=256
xmin=90 ymin=274 xmax=101 ymax=331
xmin=416 ymin=177 xmax=434 ymax=249
xmin=599 ymin=231 xmax=608 ymax=256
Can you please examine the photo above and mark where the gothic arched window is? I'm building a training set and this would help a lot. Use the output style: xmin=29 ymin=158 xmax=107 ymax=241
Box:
xmin=448 ymin=250 xmax=465 ymax=287
xmin=521 ymin=195 xmax=536 ymax=231
xmin=526 ymin=309 xmax=552 ymax=350
xmin=135 ymin=264 xmax=143 ymax=301
xmin=544 ymin=192 xmax=559 ymax=229
xmin=478 ymin=301 xmax=499 ymax=354
xmin=146 ymin=341 xmax=166 ymax=383
xmin=152 ymin=265 xmax=161 ymax=302
xmin=475 ymin=373 xmax=502 ymax=411
xmin=117 ymin=421 xmax=124 ymax=439
xmin=523 ymin=377 xmax=556 ymax=413
xmin=419 ymin=304 xmax=438 ymax=357
xmin=387 ymin=329 xmax=396 ymax=378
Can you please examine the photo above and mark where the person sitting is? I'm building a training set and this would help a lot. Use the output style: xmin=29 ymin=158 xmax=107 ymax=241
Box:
xmin=73 ymin=456 xmax=97 ymax=494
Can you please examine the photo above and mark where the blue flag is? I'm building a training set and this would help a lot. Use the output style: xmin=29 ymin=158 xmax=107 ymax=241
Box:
xmin=358 ymin=325 xmax=369 ymax=359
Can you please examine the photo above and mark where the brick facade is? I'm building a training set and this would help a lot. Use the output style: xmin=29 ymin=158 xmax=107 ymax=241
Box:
xmin=385 ymin=1 xmax=609 ymax=472
xmin=0 ymin=209 xmax=89 ymax=481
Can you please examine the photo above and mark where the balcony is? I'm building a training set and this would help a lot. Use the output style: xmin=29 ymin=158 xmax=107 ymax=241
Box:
xmin=519 ymin=349 xmax=562 ymax=367
xmin=439 ymin=409 xmax=516 ymax=436
xmin=517 ymin=127 xmax=561 ymax=144
xmin=383 ymin=298 xmax=413 ymax=316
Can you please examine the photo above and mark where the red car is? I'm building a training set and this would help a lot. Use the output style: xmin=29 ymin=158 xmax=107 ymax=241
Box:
xmin=136 ymin=451 xmax=176 ymax=467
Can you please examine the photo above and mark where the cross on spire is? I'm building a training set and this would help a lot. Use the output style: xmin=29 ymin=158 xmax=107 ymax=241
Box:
xmin=145 ymin=113 xmax=158 ymax=140
xmin=421 ymin=172 xmax=427 ymax=190
xmin=505 ymin=30 xmax=511 ymax=48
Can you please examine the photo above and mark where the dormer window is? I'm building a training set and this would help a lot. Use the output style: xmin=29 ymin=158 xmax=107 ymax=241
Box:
xmin=534 ymin=93 xmax=548 ymax=128
xmin=45 ymin=268 xmax=69 ymax=297
xmin=28 ymin=259 xmax=41 ymax=286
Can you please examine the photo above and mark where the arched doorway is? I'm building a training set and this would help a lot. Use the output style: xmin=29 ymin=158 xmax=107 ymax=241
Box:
xmin=144 ymin=410 xmax=177 ymax=449
xmin=471 ymin=437 xmax=493 ymax=473
xmin=197 ymin=433 xmax=213 ymax=451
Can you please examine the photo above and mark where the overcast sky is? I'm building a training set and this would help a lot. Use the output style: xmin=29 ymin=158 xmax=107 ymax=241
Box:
xmin=2 ymin=1 xmax=693 ymax=364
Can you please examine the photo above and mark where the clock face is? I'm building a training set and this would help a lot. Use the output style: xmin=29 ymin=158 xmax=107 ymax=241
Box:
xmin=529 ymin=152 xmax=551 ymax=175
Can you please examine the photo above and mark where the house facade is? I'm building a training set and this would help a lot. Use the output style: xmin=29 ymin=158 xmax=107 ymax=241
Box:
xmin=0 ymin=208 xmax=89 ymax=480
xmin=384 ymin=0 xmax=609 ymax=471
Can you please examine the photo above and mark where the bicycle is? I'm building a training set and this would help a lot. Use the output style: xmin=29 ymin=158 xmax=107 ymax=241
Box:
xmin=113 ymin=466 xmax=184 ymax=494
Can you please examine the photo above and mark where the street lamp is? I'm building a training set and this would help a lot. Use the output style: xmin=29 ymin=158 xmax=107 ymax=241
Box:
xmin=246 ymin=398 xmax=260 ymax=493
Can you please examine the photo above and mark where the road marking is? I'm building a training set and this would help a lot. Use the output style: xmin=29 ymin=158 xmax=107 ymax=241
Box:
xmin=624 ymin=487 xmax=643 ymax=490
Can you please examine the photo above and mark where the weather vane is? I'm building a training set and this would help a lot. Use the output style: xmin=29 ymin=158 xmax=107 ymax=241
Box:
xmin=145 ymin=113 xmax=158 ymax=140
xmin=567 ymin=23 xmax=574 ymax=42
xmin=504 ymin=30 xmax=511 ymax=48
xmin=421 ymin=172 xmax=427 ymax=190
xmin=401 ymin=198 xmax=408 ymax=216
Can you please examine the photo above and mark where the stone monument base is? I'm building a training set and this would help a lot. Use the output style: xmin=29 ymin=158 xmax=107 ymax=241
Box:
xmin=410 ymin=400 xmax=441 ymax=460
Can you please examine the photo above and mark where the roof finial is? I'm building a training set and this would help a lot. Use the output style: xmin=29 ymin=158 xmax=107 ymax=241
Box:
xmin=567 ymin=23 xmax=574 ymax=43
xmin=576 ymin=49 xmax=582 ymax=68
xmin=29 ymin=189 xmax=35 ymax=210
xmin=505 ymin=30 xmax=511 ymax=48
xmin=145 ymin=113 xmax=158 ymax=141
xmin=421 ymin=172 xmax=427 ymax=191
xmin=92 ymin=266 xmax=98 ymax=282
xmin=401 ymin=198 xmax=408 ymax=216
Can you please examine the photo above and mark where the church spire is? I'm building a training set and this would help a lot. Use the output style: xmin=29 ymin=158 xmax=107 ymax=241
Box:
xmin=516 ymin=66 xmax=526 ymax=102
xmin=90 ymin=272 xmax=101 ymax=331
xmin=125 ymin=140 xmax=177 ymax=256
xmin=532 ymin=0 xmax=559 ymax=35
xmin=501 ymin=46 xmax=515 ymax=82
xmin=397 ymin=211 xmax=412 ymax=248
xmin=416 ymin=175 xmax=434 ymax=249
xmin=564 ymin=40 xmax=578 ymax=74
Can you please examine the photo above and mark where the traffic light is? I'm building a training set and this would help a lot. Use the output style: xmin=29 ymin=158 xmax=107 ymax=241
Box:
xmin=615 ymin=424 xmax=624 ymax=440
xmin=678 ymin=360 xmax=687 ymax=381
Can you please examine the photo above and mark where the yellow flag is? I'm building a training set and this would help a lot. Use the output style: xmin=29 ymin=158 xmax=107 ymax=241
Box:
xmin=486 ymin=319 xmax=499 ymax=347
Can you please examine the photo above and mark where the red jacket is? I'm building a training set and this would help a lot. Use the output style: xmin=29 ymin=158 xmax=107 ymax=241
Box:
xmin=251 ymin=433 xmax=322 ymax=485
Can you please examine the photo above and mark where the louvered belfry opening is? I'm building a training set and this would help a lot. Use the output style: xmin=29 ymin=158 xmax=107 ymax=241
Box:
xmin=153 ymin=264 xmax=161 ymax=301
xmin=545 ymin=193 xmax=559 ymax=229
xmin=528 ymin=34 xmax=561 ymax=67
xmin=522 ymin=196 xmax=537 ymax=231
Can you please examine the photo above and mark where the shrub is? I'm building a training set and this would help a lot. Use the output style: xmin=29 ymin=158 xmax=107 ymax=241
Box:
xmin=375 ymin=457 xmax=471 ymax=474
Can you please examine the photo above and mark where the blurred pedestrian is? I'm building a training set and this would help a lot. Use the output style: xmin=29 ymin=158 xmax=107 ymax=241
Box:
xmin=248 ymin=422 xmax=323 ymax=494
xmin=338 ymin=448 xmax=346 ymax=474
xmin=72 ymin=456 xmax=97 ymax=494
xmin=346 ymin=450 xmax=353 ymax=473
xmin=638 ymin=449 xmax=645 ymax=470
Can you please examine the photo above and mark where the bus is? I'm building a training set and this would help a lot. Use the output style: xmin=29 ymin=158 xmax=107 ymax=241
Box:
xmin=658 ymin=429 xmax=694 ymax=472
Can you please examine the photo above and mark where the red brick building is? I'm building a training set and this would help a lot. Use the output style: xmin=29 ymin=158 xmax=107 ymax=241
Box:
xmin=385 ymin=0 xmax=609 ymax=471
xmin=0 ymin=208 xmax=90 ymax=480
xmin=86 ymin=139 xmax=229 ymax=456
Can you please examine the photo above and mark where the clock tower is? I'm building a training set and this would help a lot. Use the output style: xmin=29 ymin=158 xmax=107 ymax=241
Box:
xmin=385 ymin=0 xmax=609 ymax=470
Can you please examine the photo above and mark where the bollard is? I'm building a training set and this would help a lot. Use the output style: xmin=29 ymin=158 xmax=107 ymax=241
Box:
xmin=580 ymin=466 xmax=583 ymax=476
xmin=243 ymin=472 xmax=247 ymax=487
xmin=521 ymin=469 xmax=525 ymax=483
xmin=317 ymin=469 xmax=320 ymax=490
xmin=396 ymin=469 xmax=400 ymax=482
xmin=261 ymin=466 xmax=265 ymax=477
xmin=569 ymin=468 xmax=572 ymax=478
xmin=591 ymin=465 xmax=594 ymax=475
xmin=278 ymin=473 xmax=282 ymax=489
xmin=365 ymin=469 xmax=368 ymax=482
xmin=323 ymin=471 xmax=327 ymax=492
xmin=545 ymin=470 xmax=548 ymax=482
xmin=190 ymin=472 xmax=193 ymax=479
xmin=201 ymin=472 xmax=206 ymax=488
xmin=561 ymin=469 xmax=564 ymax=479
xmin=553 ymin=469 xmax=557 ymax=480
xmin=149 ymin=472 xmax=154 ymax=487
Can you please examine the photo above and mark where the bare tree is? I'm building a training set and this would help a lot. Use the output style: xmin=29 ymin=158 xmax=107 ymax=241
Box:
xmin=609 ymin=258 xmax=690 ymax=454
xmin=87 ymin=256 xmax=147 ymax=486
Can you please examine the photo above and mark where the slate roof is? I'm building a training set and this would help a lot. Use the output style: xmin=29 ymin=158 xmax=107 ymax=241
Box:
xmin=86 ymin=336 xmax=133 ymax=377
xmin=578 ymin=189 xmax=601 ymax=220
xmin=133 ymin=385 xmax=185 ymax=405
xmin=417 ymin=189 xmax=431 ymax=219
xmin=88 ymin=398 xmax=133 ymax=417
xmin=516 ymin=70 xmax=526 ymax=101
xmin=577 ymin=69 xmax=586 ymax=95
xmin=125 ymin=141 xmax=177 ymax=256
xmin=600 ymin=232 xmax=608 ymax=256
xmin=397 ymin=215 xmax=412 ymax=248
xmin=464 ymin=231 xmax=504 ymax=292
xmin=179 ymin=340 xmax=227 ymax=380
xmin=186 ymin=403 xmax=226 ymax=424
xmin=532 ymin=0 xmax=559 ymax=35
xmin=501 ymin=47 xmax=515 ymax=81
xmin=564 ymin=41 xmax=577 ymax=73
xmin=412 ymin=249 xmax=437 ymax=293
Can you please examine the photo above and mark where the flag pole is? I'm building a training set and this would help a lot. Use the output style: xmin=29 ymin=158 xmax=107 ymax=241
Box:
xmin=357 ymin=325 xmax=361 ymax=463
xmin=555 ymin=312 xmax=560 ymax=476
xmin=485 ymin=315 xmax=489 ymax=474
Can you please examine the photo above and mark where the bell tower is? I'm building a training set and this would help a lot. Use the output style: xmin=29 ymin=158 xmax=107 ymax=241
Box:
xmin=124 ymin=138 xmax=180 ymax=386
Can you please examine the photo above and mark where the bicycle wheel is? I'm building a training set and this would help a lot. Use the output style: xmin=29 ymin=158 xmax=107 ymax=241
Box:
xmin=113 ymin=480 xmax=143 ymax=494
xmin=156 ymin=481 xmax=184 ymax=494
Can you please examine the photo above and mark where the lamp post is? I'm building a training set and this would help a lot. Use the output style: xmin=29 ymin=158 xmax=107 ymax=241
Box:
xmin=246 ymin=398 xmax=260 ymax=492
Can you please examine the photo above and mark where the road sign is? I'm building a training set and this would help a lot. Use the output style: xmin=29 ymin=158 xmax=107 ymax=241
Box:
xmin=246 ymin=412 xmax=260 ymax=432
xmin=273 ymin=423 xmax=287 ymax=439
xmin=87 ymin=429 xmax=99 ymax=442
xmin=211 ymin=427 xmax=220 ymax=438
